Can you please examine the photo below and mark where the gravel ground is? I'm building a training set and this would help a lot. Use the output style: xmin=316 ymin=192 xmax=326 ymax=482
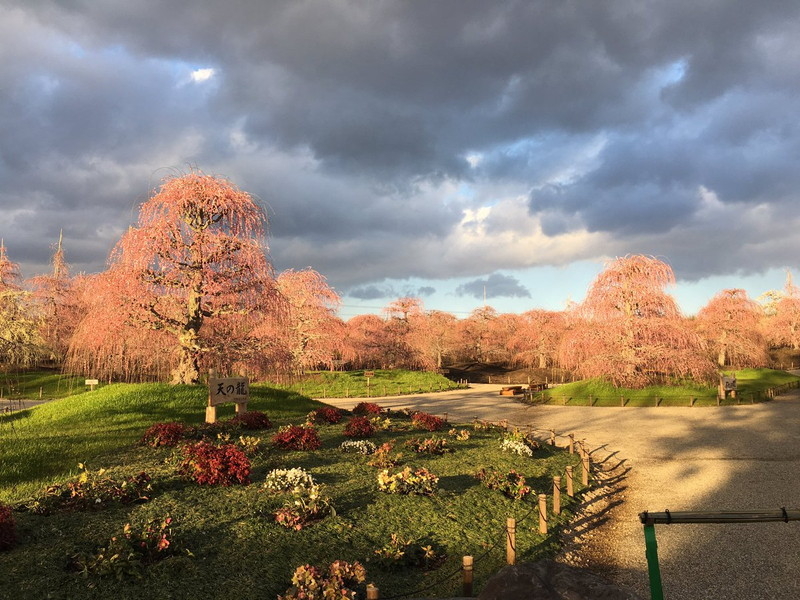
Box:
xmin=324 ymin=384 xmax=800 ymax=600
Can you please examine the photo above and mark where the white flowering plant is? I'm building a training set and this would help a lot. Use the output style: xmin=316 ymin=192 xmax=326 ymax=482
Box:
xmin=264 ymin=468 xmax=316 ymax=493
xmin=339 ymin=440 xmax=377 ymax=455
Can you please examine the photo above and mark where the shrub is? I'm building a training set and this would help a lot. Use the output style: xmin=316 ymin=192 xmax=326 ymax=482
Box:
xmin=339 ymin=440 xmax=377 ymax=455
xmin=405 ymin=437 xmax=451 ymax=455
xmin=272 ymin=425 xmax=322 ymax=451
xmin=264 ymin=468 xmax=316 ymax=493
xmin=475 ymin=468 xmax=532 ymax=500
xmin=411 ymin=412 xmax=445 ymax=432
xmin=274 ymin=485 xmax=335 ymax=530
xmin=343 ymin=416 xmax=376 ymax=439
xmin=377 ymin=467 xmax=438 ymax=496
xmin=367 ymin=442 xmax=403 ymax=468
xmin=352 ymin=402 xmax=382 ymax=416
xmin=0 ymin=503 xmax=16 ymax=551
xmin=373 ymin=534 xmax=446 ymax=570
xmin=279 ymin=560 xmax=366 ymax=600
xmin=448 ymin=428 xmax=471 ymax=441
xmin=69 ymin=517 xmax=182 ymax=579
xmin=140 ymin=422 xmax=188 ymax=447
xmin=229 ymin=410 xmax=273 ymax=430
xmin=307 ymin=407 xmax=343 ymax=424
xmin=21 ymin=465 xmax=152 ymax=515
xmin=178 ymin=442 xmax=251 ymax=486
xmin=502 ymin=430 xmax=539 ymax=450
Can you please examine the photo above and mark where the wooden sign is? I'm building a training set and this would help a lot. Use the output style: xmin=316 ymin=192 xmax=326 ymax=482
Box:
xmin=85 ymin=379 xmax=99 ymax=386
xmin=364 ymin=371 xmax=375 ymax=378
xmin=206 ymin=374 xmax=249 ymax=423
xmin=209 ymin=377 xmax=249 ymax=406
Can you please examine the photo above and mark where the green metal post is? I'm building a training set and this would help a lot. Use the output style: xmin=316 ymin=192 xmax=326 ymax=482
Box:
xmin=643 ymin=523 xmax=665 ymax=600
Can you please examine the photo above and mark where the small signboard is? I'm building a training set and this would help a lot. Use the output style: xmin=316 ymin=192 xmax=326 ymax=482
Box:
xmin=85 ymin=379 xmax=99 ymax=391
xmin=209 ymin=377 xmax=249 ymax=406
xmin=364 ymin=371 xmax=375 ymax=378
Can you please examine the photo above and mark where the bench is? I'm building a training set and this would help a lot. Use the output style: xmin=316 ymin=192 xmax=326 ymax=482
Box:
xmin=500 ymin=385 xmax=524 ymax=396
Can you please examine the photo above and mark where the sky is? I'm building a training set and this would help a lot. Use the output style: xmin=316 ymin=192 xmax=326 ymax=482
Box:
xmin=2 ymin=1 xmax=800 ymax=320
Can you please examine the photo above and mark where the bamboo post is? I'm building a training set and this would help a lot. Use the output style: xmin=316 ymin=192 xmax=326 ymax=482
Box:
xmin=506 ymin=517 xmax=516 ymax=565
xmin=366 ymin=584 xmax=379 ymax=599
xmin=462 ymin=555 xmax=474 ymax=597
xmin=620 ymin=395 xmax=624 ymax=407
xmin=39 ymin=387 xmax=43 ymax=399
xmin=553 ymin=476 xmax=561 ymax=515
xmin=582 ymin=454 xmax=590 ymax=486
xmin=566 ymin=466 xmax=574 ymax=497
xmin=549 ymin=429 xmax=556 ymax=446
xmin=539 ymin=494 xmax=548 ymax=534
xmin=568 ymin=433 xmax=575 ymax=454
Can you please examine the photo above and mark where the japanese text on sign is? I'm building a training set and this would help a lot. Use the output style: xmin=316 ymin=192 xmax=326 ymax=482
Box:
xmin=209 ymin=377 xmax=249 ymax=406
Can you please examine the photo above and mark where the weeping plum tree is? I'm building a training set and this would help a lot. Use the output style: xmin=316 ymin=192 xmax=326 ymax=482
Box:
xmin=275 ymin=268 xmax=343 ymax=373
xmin=763 ymin=273 xmax=800 ymax=351
xmin=71 ymin=172 xmax=280 ymax=384
xmin=29 ymin=233 xmax=82 ymax=363
xmin=560 ymin=255 xmax=716 ymax=388
xmin=511 ymin=309 xmax=566 ymax=369
xmin=0 ymin=242 xmax=45 ymax=367
xmin=696 ymin=289 xmax=767 ymax=367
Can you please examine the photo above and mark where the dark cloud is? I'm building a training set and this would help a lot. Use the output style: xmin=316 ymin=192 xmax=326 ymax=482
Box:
xmin=1 ymin=0 xmax=800 ymax=296
xmin=348 ymin=285 xmax=392 ymax=301
xmin=456 ymin=273 xmax=531 ymax=300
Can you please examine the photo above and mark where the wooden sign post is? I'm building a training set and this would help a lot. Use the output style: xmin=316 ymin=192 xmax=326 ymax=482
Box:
xmin=85 ymin=379 xmax=99 ymax=391
xmin=206 ymin=370 xmax=249 ymax=423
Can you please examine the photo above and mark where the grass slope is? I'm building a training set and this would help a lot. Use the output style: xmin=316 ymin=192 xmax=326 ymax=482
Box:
xmin=0 ymin=384 xmax=321 ymax=500
xmin=532 ymin=368 xmax=800 ymax=407
xmin=270 ymin=369 xmax=463 ymax=398
xmin=1 ymin=385 xmax=583 ymax=599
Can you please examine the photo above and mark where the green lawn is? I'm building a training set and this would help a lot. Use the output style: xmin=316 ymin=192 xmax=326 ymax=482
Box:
xmin=0 ymin=369 xmax=87 ymax=401
xmin=0 ymin=384 xmax=584 ymax=599
xmin=528 ymin=368 xmax=800 ymax=407
xmin=269 ymin=369 xmax=465 ymax=398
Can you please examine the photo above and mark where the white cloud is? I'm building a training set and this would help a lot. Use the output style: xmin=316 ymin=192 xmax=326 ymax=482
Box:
xmin=190 ymin=67 xmax=215 ymax=83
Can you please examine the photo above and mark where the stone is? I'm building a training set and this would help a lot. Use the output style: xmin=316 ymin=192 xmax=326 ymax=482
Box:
xmin=478 ymin=559 xmax=642 ymax=600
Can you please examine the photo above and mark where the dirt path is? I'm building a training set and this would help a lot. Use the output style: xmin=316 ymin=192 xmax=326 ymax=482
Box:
xmin=324 ymin=385 xmax=800 ymax=600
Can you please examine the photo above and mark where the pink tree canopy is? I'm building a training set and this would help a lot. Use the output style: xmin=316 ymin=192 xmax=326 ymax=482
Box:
xmin=70 ymin=171 xmax=280 ymax=384
xmin=560 ymin=255 xmax=716 ymax=388
xmin=696 ymin=289 xmax=767 ymax=367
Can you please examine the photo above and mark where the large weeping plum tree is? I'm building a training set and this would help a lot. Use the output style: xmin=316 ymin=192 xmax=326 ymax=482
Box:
xmin=73 ymin=171 xmax=280 ymax=384
xmin=559 ymin=255 xmax=716 ymax=388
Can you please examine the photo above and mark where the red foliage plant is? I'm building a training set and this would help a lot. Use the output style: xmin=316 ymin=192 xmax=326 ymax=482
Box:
xmin=309 ymin=407 xmax=343 ymax=424
xmin=343 ymin=416 xmax=376 ymax=439
xmin=141 ymin=422 xmax=189 ymax=447
xmin=272 ymin=425 xmax=322 ymax=451
xmin=352 ymin=402 xmax=383 ymax=416
xmin=0 ymin=503 xmax=17 ymax=551
xmin=229 ymin=411 xmax=273 ymax=430
xmin=411 ymin=412 xmax=446 ymax=432
xmin=559 ymin=255 xmax=716 ymax=388
xmin=66 ymin=171 xmax=283 ymax=384
xmin=178 ymin=441 xmax=251 ymax=486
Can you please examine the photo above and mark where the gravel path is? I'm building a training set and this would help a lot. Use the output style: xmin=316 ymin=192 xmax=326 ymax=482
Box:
xmin=324 ymin=385 xmax=800 ymax=600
